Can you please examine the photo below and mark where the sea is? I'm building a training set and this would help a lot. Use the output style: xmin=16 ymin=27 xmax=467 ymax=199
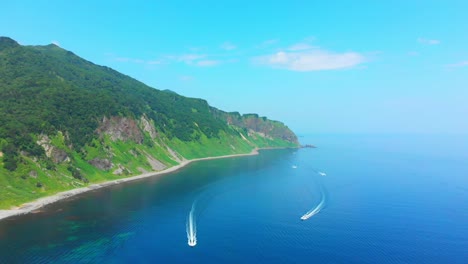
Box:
xmin=0 ymin=134 xmax=467 ymax=263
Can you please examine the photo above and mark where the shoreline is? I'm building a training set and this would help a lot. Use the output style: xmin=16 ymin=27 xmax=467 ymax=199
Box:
xmin=0 ymin=148 xmax=261 ymax=222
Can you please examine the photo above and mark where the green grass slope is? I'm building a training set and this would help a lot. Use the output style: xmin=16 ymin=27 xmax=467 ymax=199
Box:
xmin=0 ymin=37 xmax=299 ymax=209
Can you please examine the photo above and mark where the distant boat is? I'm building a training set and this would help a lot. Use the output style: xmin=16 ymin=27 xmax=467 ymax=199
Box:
xmin=292 ymin=165 xmax=298 ymax=169
xmin=318 ymin=172 xmax=326 ymax=176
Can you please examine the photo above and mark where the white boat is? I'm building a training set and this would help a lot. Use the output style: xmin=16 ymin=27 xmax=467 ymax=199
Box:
xmin=188 ymin=238 xmax=197 ymax=247
xmin=292 ymin=165 xmax=297 ymax=169
xmin=318 ymin=172 xmax=326 ymax=176
xmin=300 ymin=208 xmax=319 ymax=220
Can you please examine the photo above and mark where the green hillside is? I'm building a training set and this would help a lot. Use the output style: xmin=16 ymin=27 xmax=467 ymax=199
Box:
xmin=0 ymin=37 xmax=299 ymax=208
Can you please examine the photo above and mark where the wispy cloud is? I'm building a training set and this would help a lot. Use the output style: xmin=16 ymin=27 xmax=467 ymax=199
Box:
xmin=52 ymin=40 xmax=60 ymax=46
xmin=220 ymin=42 xmax=237 ymax=51
xmin=109 ymin=54 xmax=163 ymax=66
xmin=446 ymin=60 xmax=468 ymax=68
xmin=110 ymin=46 xmax=234 ymax=68
xmin=254 ymin=43 xmax=365 ymax=71
xmin=166 ymin=53 xmax=228 ymax=67
xmin=418 ymin=37 xmax=440 ymax=45
xmin=197 ymin=60 xmax=220 ymax=67
xmin=407 ymin=51 xmax=420 ymax=56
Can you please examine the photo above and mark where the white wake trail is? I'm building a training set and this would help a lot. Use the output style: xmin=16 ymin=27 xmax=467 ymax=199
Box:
xmin=300 ymin=172 xmax=327 ymax=221
xmin=186 ymin=201 xmax=197 ymax=247
xmin=300 ymin=192 xmax=325 ymax=220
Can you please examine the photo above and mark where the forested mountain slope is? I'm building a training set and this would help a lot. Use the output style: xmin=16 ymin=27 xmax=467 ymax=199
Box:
xmin=0 ymin=37 xmax=299 ymax=208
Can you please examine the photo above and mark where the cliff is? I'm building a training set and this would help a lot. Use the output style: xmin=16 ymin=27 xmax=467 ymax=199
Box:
xmin=0 ymin=37 xmax=299 ymax=208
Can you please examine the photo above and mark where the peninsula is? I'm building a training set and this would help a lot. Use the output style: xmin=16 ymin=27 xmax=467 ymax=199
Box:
xmin=0 ymin=37 xmax=299 ymax=212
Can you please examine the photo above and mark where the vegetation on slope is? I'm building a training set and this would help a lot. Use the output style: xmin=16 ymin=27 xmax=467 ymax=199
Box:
xmin=0 ymin=37 xmax=299 ymax=208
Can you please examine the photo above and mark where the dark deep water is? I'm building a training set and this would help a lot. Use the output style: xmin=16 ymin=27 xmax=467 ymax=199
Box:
xmin=0 ymin=134 xmax=467 ymax=263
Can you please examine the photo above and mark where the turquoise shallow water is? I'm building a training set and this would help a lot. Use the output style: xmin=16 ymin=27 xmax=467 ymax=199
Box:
xmin=0 ymin=134 xmax=467 ymax=263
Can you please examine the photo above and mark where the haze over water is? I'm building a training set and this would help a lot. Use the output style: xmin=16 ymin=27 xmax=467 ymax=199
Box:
xmin=0 ymin=134 xmax=467 ymax=263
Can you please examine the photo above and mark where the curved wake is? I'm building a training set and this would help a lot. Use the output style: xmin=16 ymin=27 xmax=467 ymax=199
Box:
xmin=186 ymin=201 xmax=197 ymax=247
xmin=300 ymin=191 xmax=325 ymax=220
xmin=184 ymin=170 xmax=257 ymax=247
xmin=300 ymin=172 xmax=327 ymax=221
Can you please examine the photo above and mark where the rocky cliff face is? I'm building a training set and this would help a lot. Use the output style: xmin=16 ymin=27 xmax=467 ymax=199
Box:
xmin=36 ymin=134 xmax=69 ymax=163
xmin=97 ymin=116 xmax=143 ymax=143
xmin=139 ymin=115 xmax=158 ymax=139
xmin=214 ymin=110 xmax=299 ymax=144
xmin=88 ymin=158 xmax=113 ymax=170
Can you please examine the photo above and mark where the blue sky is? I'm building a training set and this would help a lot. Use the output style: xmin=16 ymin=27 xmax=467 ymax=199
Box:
xmin=1 ymin=0 xmax=467 ymax=134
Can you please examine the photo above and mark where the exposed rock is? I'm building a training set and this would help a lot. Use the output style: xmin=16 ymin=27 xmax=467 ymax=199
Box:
xmin=248 ymin=129 xmax=273 ymax=140
xmin=137 ymin=167 xmax=148 ymax=174
xmin=88 ymin=158 xmax=113 ymax=171
xmin=0 ymin=151 xmax=3 ymax=157
xmin=37 ymin=135 xmax=52 ymax=153
xmin=29 ymin=171 xmax=38 ymax=178
xmin=140 ymin=115 xmax=158 ymax=139
xmin=220 ymin=112 xmax=298 ymax=144
xmin=166 ymin=146 xmax=185 ymax=163
xmin=51 ymin=148 xmax=69 ymax=163
xmin=143 ymin=152 xmax=167 ymax=171
xmin=129 ymin=149 xmax=138 ymax=157
xmin=36 ymin=134 xmax=70 ymax=163
xmin=239 ymin=132 xmax=248 ymax=141
xmin=97 ymin=116 xmax=143 ymax=143
xmin=113 ymin=164 xmax=128 ymax=175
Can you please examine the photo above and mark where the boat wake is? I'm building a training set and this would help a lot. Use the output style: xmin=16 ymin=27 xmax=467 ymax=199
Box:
xmin=184 ymin=179 xmax=235 ymax=248
xmin=300 ymin=190 xmax=325 ymax=220
xmin=300 ymin=171 xmax=327 ymax=221
xmin=186 ymin=201 xmax=197 ymax=247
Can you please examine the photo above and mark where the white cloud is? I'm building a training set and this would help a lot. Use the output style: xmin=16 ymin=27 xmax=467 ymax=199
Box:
xmin=221 ymin=42 xmax=237 ymax=51
xmin=446 ymin=60 xmax=468 ymax=68
xmin=418 ymin=38 xmax=440 ymax=45
xmin=51 ymin=40 xmax=60 ymax=46
xmin=166 ymin=54 xmax=223 ymax=67
xmin=254 ymin=49 xmax=365 ymax=71
xmin=407 ymin=51 xmax=420 ymax=56
xmin=197 ymin=60 xmax=220 ymax=67
xmin=111 ymin=54 xmax=163 ymax=65
xmin=163 ymin=53 xmax=224 ymax=67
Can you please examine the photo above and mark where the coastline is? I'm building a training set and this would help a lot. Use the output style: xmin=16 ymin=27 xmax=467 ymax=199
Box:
xmin=0 ymin=148 xmax=260 ymax=222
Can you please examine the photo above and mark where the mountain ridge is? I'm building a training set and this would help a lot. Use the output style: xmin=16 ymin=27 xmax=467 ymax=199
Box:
xmin=0 ymin=37 xmax=299 ymax=208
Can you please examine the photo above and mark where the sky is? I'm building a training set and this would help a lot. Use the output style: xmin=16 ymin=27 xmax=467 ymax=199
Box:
xmin=1 ymin=0 xmax=467 ymax=134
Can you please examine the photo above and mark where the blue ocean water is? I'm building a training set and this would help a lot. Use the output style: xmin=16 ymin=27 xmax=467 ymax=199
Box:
xmin=0 ymin=134 xmax=467 ymax=263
